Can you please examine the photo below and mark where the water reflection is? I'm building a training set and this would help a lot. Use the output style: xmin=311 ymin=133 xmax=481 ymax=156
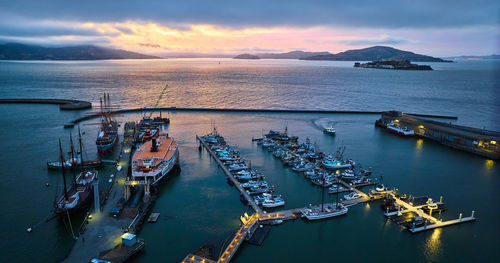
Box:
xmin=485 ymin=159 xmax=495 ymax=171
xmin=424 ymin=228 xmax=442 ymax=261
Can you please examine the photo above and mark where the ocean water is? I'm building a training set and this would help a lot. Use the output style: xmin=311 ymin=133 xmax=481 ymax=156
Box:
xmin=0 ymin=59 xmax=498 ymax=263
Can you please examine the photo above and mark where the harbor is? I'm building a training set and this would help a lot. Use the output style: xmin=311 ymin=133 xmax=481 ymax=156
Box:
xmin=185 ymin=125 xmax=478 ymax=262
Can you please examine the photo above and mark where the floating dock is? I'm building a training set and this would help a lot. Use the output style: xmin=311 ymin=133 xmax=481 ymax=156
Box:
xmin=384 ymin=194 xmax=476 ymax=233
xmin=377 ymin=111 xmax=500 ymax=160
xmin=197 ymin=135 xmax=263 ymax=213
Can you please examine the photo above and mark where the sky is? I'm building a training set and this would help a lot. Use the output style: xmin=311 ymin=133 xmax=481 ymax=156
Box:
xmin=0 ymin=0 xmax=498 ymax=57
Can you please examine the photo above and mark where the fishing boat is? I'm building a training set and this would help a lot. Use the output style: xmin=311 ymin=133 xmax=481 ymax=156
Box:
xmin=322 ymin=158 xmax=352 ymax=169
xmin=96 ymin=94 xmax=118 ymax=153
xmin=386 ymin=121 xmax=414 ymax=136
xmin=301 ymin=203 xmax=348 ymax=220
xmin=301 ymin=173 xmax=348 ymax=220
xmin=344 ymin=192 xmax=362 ymax=200
xmin=262 ymin=194 xmax=285 ymax=208
xmin=53 ymin=138 xmax=98 ymax=216
xmin=323 ymin=126 xmax=336 ymax=136
xmin=131 ymin=133 xmax=179 ymax=185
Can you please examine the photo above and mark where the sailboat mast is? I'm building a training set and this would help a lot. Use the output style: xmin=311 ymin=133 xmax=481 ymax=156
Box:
xmin=78 ymin=126 xmax=85 ymax=170
xmin=69 ymin=131 xmax=76 ymax=185
xmin=59 ymin=139 xmax=69 ymax=201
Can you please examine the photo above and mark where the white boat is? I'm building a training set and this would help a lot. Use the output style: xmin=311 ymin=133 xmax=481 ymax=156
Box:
xmin=131 ymin=133 xmax=179 ymax=185
xmin=328 ymin=184 xmax=345 ymax=193
xmin=322 ymin=158 xmax=351 ymax=169
xmin=323 ymin=127 xmax=336 ymax=136
xmin=343 ymin=192 xmax=362 ymax=200
xmin=262 ymin=194 xmax=285 ymax=208
xmin=301 ymin=203 xmax=348 ymax=220
xmin=386 ymin=121 xmax=414 ymax=136
xmin=228 ymin=163 xmax=248 ymax=171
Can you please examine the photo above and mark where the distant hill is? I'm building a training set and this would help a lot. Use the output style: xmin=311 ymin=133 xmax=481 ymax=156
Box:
xmin=0 ymin=43 xmax=159 ymax=60
xmin=233 ymin=54 xmax=260 ymax=59
xmin=446 ymin=55 xmax=500 ymax=60
xmin=300 ymin=46 xmax=451 ymax=62
xmin=259 ymin=50 xmax=330 ymax=59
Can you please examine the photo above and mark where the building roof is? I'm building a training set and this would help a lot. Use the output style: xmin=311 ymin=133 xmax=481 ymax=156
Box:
xmin=121 ymin=233 xmax=136 ymax=240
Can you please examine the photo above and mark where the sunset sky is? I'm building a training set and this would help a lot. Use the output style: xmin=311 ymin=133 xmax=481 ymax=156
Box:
xmin=0 ymin=0 xmax=498 ymax=56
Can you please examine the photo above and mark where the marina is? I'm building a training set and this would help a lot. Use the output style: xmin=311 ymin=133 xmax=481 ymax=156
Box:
xmin=1 ymin=57 xmax=498 ymax=263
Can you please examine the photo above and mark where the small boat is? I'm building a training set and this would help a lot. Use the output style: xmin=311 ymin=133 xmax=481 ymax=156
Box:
xmin=262 ymin=194 xmax=285 ymax=208
xmin=301 ymin=203 xmax=348 ymax=220
xmin=268 ymin=219 xmax=283 ymax=225
xmin=344 ymin=192 xmax=362 ymax=200
xmin=328 ymin=184 xmax=345 ymax=193
xmin=386 ymin=121 xmax=414 ymax=136
xmin=228 ymin=163 xmax=248 ymax=171
xmin=426 ymin=198 xmax=438 ymax=210
xmin=322 ymin=158 xmax=351 ymax=169
xmin=241 ymin=180 xmax=268 ymax=188
xmin=323 ymin=126 xmax=336 ymax=136
xmin=253 ymin=194 xmax=266 ymax=205
xmin=375 ymin=184 xmax=387 ymax=192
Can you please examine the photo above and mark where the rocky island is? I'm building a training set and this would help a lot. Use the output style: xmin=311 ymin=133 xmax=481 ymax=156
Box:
xmin=233 ymin=54 xmax=260 ymax=59
xmin=354 ymin=59 xmax=433 ymax=70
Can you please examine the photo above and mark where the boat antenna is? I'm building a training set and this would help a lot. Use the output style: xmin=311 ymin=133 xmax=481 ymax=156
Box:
xmin=78 ymin=126 xmax=85 ymax=170
xmin=321 ymin=172 xmax=325 ymax=212
xmin=336 ymin=177 xmax=340 ymax=209
xmin=59 ymin=139 xmax=69 ymax=201
xmin=69 ymin=131 xmax=77 ymax=185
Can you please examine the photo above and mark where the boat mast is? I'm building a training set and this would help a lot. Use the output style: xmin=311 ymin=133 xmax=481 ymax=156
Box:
xmin=321 ymin=172 xmax=325 ymax=212
xmin=78 ymin=126 xmax=85 ymax=170
xmin=69 ymin=131 xmax=77 ymax=185
xmin=59 ymin=139 xmax=69 ymax=201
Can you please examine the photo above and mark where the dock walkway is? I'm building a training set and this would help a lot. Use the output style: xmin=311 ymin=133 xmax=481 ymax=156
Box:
xmin=197 ymin=135 xmax=262 ymax=213
xmin=62 ymin=122 xmax=135 ymax=263
xmin=387 ymin=194 xmax=476 ymax=233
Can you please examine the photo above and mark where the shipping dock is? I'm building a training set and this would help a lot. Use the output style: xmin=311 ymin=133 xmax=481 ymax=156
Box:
xmin=63 ymin=122 xmax=148 ymax=263
xmin=376 ymin=111 xmax=500 ymax=160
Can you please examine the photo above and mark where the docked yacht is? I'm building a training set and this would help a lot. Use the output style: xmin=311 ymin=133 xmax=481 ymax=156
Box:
xmin=301 ymin=203 xmax=348 ymax=220
xmin=386 ymin=121 xmax=414 ymax=136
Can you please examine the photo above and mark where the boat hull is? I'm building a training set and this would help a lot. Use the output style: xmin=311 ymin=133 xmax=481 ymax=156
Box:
xmin=97 ymin=135 xmax=118 ymax=153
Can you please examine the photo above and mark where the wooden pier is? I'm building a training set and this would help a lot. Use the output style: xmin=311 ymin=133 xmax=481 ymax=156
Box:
xmin=196 ymin=135 xmax=263 ymax=213
xmin=385 ymin=194 xmax=476 ymax=233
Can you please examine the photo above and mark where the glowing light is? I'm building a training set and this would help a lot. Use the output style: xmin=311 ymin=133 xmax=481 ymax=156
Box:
xmin=490 ymin=141 xmax=496 ymax=145
xmin=485 ymin=159 xmax=495 ymax=170
xmin=416 ymin=139 xmax=424 ymax=150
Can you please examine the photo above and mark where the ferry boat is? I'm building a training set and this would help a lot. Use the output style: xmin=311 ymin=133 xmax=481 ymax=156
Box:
xmin=96 ymin=94 xmax=118 ymax=153
xmin=301 ymin=203 xmax=348 ymax=220
xmin=386 ymin=121 xmax=414 ymax=136
xmin=131 ymin=133 xmax=179 ymax=185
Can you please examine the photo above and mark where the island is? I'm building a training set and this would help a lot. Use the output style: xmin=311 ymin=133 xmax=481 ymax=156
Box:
xmin=354 ymin=59 xmax=433 ymax=70
xmin=233 ymin=54 xmax=260 ymax=59
xmin=300 ymin=46 xmax=451 ymax=62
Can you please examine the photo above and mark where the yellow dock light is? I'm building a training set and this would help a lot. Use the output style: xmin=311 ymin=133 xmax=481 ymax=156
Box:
xmin=394 ymin=119 xmax=399 ymax=123
xmin=490 ymin=141 xmax=496 ymax=145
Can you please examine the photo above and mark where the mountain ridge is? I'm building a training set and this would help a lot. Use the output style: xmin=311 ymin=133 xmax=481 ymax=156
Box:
xmin=0 ymin=43 xmax=159 ymax=60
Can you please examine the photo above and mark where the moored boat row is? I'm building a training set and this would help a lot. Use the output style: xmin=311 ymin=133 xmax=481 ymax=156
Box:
xmin=200 ymin=131 xmax=286 ymax=209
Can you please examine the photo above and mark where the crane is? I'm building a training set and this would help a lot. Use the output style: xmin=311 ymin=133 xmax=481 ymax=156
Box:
xmin=147 ymin=83 xmax=169 ymax=118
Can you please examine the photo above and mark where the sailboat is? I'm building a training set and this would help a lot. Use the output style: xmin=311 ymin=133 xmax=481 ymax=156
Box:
xmin=96 ymin=93 xmax=118 ymax=153
xmin=301 ymin=172 xmax=348 ymax=220
xmin=47 ymin=130 xmax=102 ymax=169
xmin=54 ymin=129 xmax=98 ymax=216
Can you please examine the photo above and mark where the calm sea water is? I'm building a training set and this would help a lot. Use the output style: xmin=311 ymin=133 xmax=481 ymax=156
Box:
xmin=0 ymin=59 xmax=498 ymax=263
